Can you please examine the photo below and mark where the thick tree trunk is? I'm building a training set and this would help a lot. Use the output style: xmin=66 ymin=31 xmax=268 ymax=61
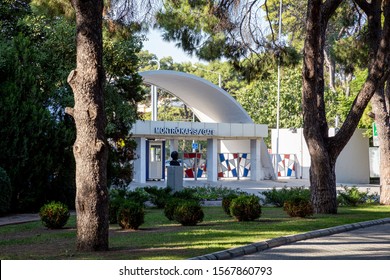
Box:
xmin=372 ymin=89 xmax=390 ymax=205
xmin=302 ymin=0 xmax=341 ymax=214
xmin=67 ymin=0 xmax=109 ymax=251
xmin=307 ymin=143 xmax=338 ymax=214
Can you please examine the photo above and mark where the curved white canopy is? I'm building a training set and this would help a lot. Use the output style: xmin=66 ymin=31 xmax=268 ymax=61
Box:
xmin=139 ymin=70 xmax=253 ymax=124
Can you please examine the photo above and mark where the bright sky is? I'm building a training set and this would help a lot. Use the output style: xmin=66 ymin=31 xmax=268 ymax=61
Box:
xmin=143 ymin=29 xmax=202 ymax=64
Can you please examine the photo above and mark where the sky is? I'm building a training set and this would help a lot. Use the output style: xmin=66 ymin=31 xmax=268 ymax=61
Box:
xmin=142 ymin=29 xmax=202 ymax=64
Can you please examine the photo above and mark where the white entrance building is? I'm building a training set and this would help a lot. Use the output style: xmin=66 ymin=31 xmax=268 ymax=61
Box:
xmin=131 ymin=70 xmax=275 ymax=183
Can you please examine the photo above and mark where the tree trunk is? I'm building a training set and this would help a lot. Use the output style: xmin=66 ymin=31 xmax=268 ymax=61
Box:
xmin=307 ymin=139 xmax=338 ymax=214
xmin=67 ymin=0 xmax=109 ymax=251
xmin=302 ymin=0 xmax=341 ymax=214
xmin=372 ymin=88 xmax=390 ymax=204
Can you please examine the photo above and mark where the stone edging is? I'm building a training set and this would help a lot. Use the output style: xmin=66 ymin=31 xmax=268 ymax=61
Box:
xmin=189 ymin=217 xmax=390 ymax=260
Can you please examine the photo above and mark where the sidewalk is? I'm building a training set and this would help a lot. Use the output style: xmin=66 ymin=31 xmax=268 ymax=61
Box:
xmin=0 ymin=213 xmax=40 ymax=226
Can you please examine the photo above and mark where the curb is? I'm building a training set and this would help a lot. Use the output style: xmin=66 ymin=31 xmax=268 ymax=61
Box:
xmin=189 ymin=217 xmax=390 ymax=260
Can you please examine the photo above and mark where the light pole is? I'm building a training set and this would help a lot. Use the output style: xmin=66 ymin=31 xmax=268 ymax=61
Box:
xmin=149 ymin=60 xmax=160 ymax=121
xmin=275 ymin=0 xmax=283 ymax=178
xmin=194 ymin=66 xmax=222 ymax=88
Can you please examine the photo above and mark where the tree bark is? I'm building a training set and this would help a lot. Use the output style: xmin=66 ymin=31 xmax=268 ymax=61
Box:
xmin=67 ymin=0 xmax=109 ymax=251
xmin=372 ymin=87 xmax=390 ymax=204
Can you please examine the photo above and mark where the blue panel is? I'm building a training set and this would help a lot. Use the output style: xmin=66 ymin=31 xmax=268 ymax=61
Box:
xmin=232 ymin=168 xmax=237 ymax=177
xmin=146 ymin=140 xmax=150 ymax=180
xmin=219 ymin=153 xmax=225 ymax=162
xmin=162 ymin=141 xmax=166 ymax=179
xmin=243 ymin=168 xmax=249 ymax=177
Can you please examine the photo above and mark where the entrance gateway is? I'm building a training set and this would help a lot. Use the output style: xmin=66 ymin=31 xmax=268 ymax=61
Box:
xmin=131 ymin=70 xmax=275 ymax=183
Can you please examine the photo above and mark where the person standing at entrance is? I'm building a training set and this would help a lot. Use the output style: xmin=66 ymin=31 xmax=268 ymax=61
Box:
xmin=170 ymin=151 xmax=180 ymax=166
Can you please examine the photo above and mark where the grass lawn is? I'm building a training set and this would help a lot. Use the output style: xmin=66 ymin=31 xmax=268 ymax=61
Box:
xmin=1 ymin=205 xmax=389 ymax=260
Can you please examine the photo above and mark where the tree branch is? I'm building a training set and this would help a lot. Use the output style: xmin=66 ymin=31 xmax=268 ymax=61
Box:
xmin=332 ymin=0 xmax=390 ymax=156
xmin=322 ymin=0 xmax=343 ymax=24
xmin=353 ymin=0 xmax=371 ymax=14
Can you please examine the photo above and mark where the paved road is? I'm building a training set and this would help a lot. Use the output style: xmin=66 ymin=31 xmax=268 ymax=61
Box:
xmin=190 ymin=219 xmax=390 ymax=260
xmin=234 ymin=223 xmax=390 ymax=260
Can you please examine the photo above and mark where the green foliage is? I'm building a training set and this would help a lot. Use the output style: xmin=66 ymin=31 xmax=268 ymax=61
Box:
xmin=143 ymin=186 xmax=173 ymax=208
xmin=172 ymin=188 xmax=199 ymax=201
xmin=222 ymin=194 xmax=239 ymax=216
xmin=0 ymin=167 xmax=12 ymax=216
xmin=108 ymin=188 xmax=149 ymax=224
xmin=173 ymin=200 xmax=204 ymax=226
xmin=103 ymin=25 xmax=145 ymax=189
xmin=117 ymin=200 xmax=145 ymax=230
xmin=283 ymin=197 xmax=314 ymax=218
xmin=0 ymin=16 xmax=76 ymax=211
xmin=39 ymin=201 xmax=70 ymax=229
xmin=0 ymin=0 xmax=31 ymax=38
xmin=164 ymin=198 xmax=186 ymax=221
xmin=0 ymin=3 xmax=145 ymax=211
xmin=337 ymin=186 xmax=379 ymax=206
xmin=188 ymin=185 xmax=245 ymax=201
xmin=235 ymin=64 xmax=303 ymax=132
xmin=262 ymin=187 xmax=311 ymax=207
xmin=229 ymin=195 xmax=262 ymax=222
xmin=156 ymin=0 xmax=228 ymax=61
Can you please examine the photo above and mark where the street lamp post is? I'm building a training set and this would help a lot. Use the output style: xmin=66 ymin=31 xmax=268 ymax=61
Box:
xmin=149 ymin=60 xmax=160 ymax=121
xmin=275 ymin=0 xmax=283 ymax=178
xmin=195 ymin=66 xmax=222 ymax=88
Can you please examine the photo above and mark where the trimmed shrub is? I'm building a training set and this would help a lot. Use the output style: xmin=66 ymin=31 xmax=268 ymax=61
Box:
xmin=109 ymin=188 xmax=149 ymax=224
xmin=188 ymin=185 xmax=245 ymax=200
xmin=337 ymin=186 xmax=369 ymax=206
xmin=117 ymin=200 xmax=145 ymax=230
xmin=109 ymin=189 xmax=126 ymax=224
xmin=222 ymin=194 xmax=239 ymax=216
xmin=39 ymin=201 xmax=70 ymax=229
xmin=0 ymin=167 xmax=12 ymax=216
xmin=230 ymin=195 xmax=262 ymax=221
xmin=144 ymin=186 xmax=173 ymax=208
xmin=173 ymin=200 xmax=204 ymax=226
xmin=283 ymin=196 xmax=314 ymax=218
xmin=262 ymin=187 xmax=310 ymax=207
xmin=164 ymin=198 xmax=185 ymax=221
xmin=173 ymin=188 xmax=199 ymax=202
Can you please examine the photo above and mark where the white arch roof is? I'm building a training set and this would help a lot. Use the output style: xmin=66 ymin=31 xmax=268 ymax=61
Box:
xmin=139 ymin=70 xmax=253 ymax=124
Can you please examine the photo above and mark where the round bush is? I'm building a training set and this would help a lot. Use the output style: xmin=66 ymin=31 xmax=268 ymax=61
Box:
xmin=117 ymin=200 xmax=145 ymax=230
xmin=173 ymin=200 xmax=204 ymax=226
xmin=222 ymin=194 xmax=239 ymax=216
xmin=0 ymin=167 xmax=12 ymax=216
xmin=283 ymin=197 xmax=314 ymax=218
xmin=39 ymin=201 xmax=70 ymax=229
xmin=164 ymin=198 xmax=185 ymax=221
xmin=230 ymin=195 xmax=262 ymax=221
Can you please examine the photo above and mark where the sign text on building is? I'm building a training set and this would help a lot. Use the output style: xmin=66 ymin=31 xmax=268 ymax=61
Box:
xmin=154 ymin=127 xmax=214 ymax=136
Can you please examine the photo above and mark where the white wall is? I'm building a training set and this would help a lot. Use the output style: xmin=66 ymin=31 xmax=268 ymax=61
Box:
xmin=272 ymin=128 xmax=370 ymax=184
xmin=220 ymin=140 xmax=250 ymax=153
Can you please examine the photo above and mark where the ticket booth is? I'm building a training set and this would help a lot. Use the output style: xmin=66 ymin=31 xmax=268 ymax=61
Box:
xmin=146 ymin=140 xmax=165 ymax=180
